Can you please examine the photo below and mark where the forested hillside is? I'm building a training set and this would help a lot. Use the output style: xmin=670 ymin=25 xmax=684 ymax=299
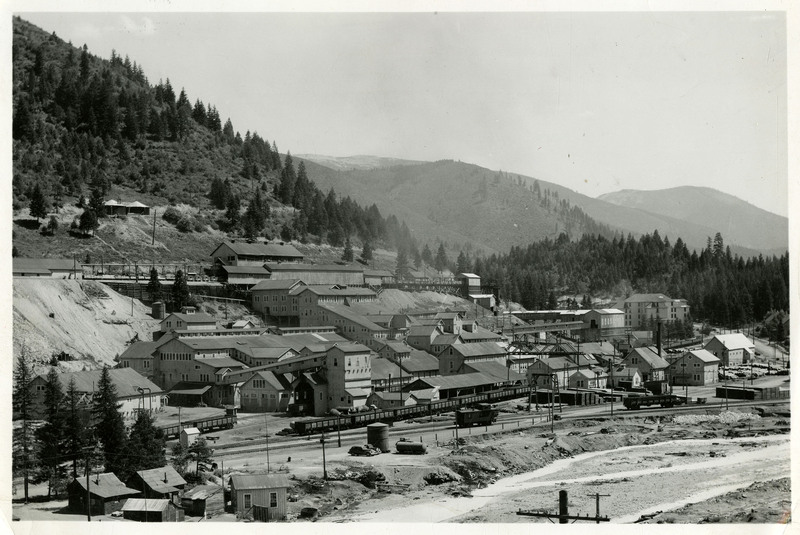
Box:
xmin=301 ymin=158 xmax=616 ymax=256
xmin=478 ymin=231 xmax=789 ymax=328
xmin=599 ymin=186 xmax=787 ymax=254
xmin=11 ymin=17 xmax=419 ymax=262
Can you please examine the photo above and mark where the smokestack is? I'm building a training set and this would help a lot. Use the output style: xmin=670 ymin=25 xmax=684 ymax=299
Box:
xmin=657 ymin=322 xmax=662 ymax=356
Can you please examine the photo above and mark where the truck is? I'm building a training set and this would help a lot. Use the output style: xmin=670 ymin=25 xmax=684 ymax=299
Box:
xmin=622 ymin=394 xmax=687 ymax=410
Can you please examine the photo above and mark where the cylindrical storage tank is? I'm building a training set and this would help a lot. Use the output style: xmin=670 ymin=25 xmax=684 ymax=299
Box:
xmin=152 ymin=301 xmax=165 ymax=319
xmin=367 ymin=423 xmax=390 ymax=453
xmin=395 ymin=440 xmax=427 ymax=455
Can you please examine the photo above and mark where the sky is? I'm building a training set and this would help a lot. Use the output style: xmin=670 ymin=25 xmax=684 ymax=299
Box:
xmin=15 ymin=9 xmax=789 ymax=216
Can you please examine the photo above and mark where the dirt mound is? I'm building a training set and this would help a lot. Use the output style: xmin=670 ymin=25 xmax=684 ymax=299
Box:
xmin=13 ymin=279 xmax=160 ymax=370
xmin=646 ymin=478 xmax=791 ymax=524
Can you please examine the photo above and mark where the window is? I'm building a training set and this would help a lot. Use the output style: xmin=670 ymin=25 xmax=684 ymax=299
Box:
xmin=270 ymin=492 xmax=277 ymax=508
xmin=144 ymin=361 xmax=150 ymax=369
xmin=244 ymin=493 xmax=252 ymax=509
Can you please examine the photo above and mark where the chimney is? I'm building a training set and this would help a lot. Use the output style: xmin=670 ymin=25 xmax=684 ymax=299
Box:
xmin=164 ymin=472 xmax=168 ymax=483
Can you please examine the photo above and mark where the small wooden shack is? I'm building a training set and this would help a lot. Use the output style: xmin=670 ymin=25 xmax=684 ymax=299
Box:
xmin=67 ymin=473 xmax=140 ymax=516
xmin=230 ymin=473 xmax=290 ymax=520
xmin=181 ymin=484 xmax=225 ymax=517
xmin=127 ymin=466 xmax=187 ymax=501
xmin=121 ymin=498 xmax=184 ymax=522
xmin=180 ymin=427 xmax=201 ymax=449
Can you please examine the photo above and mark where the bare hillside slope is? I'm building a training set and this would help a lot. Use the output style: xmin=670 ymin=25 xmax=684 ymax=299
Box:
xmin=13 ymin=279 xmax=160 ymax=371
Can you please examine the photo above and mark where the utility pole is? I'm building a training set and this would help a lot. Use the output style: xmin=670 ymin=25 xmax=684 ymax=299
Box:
xmin=265 ymin=414 xmax=270 ymax=473
xmin=320 ymin=432 xmax=328 ymax=480
xmin=517 ymin=490 xmax=610 ymax=523
xmin=590 ymin=493 xmax=610 ymax=524
xmin=152 ymin=209 xmax=157 ymax=245
xmin=83 ymin=447 xmax=93 ymax=521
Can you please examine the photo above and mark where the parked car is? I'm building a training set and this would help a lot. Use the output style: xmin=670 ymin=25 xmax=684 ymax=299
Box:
xmin=348 ymin=444 xmax=380 ymax=456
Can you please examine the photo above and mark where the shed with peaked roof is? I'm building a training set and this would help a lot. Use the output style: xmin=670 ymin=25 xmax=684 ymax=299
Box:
xmin=230 ymin=473 xmax=291 ymax=519
xmin=121 ymin=498 xmax=184 ymax=522
xmin=67 ymin=473 xmax=140 ymax=516
xmin=181 ymin=484 xmax=225 ymax=517
xmin=127 ymin=466 xmax=187 ymax=501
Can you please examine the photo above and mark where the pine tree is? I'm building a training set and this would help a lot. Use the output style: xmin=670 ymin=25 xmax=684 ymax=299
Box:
xmin=29 ymin=183 xmax=48 ymax=221
xmin=434 ymin=243 xmax=448 ymax=273
xmin=395 ymin=246 xmax=411 ymax=280
xmin=225 ymin=194 xmax=240 ymax=230
xmin=35 ymin=368 xmax=66 ymax=498
xmin=63 ymin=377 xmax=90 ymax=478
xmin=171 ymin=270 xmax=190 ymax=310
xmin=342 ymin=237 xmax=354 ymax=262
xmin=456 ymin=250 xmax=470 ymax=274
xmin=79 ymin=208 xmax=98 ymax=236
xmin=13 ymin=351 xmax=35 ymax=502
xmin=421 ymin=244 xmax=433 ymax=266
xmin=92 ymin=366 xmax=128 ymax=476
xmin=360 ymin=240 xmax=373 ymax=262
xmin=147 ymin=267 xmax=163 ymax=302
xmin=122 ymin=410 xmax=166 ymax=481
xmin=188 ymin=437 xmax=214 ymax=474
xmin=44 ymin=215 xmax=59 ymax=235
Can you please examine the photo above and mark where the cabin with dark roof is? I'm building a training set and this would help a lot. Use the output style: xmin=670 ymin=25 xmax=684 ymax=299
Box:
xmin=127 ymin=466 xmax=187 ymax=502
xmin=181 ymin=484 xmax=224 ymax=517
xmin=67 ymin=473 xmax=140 ymax=516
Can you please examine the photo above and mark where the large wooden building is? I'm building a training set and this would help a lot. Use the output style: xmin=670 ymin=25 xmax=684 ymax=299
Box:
xmin=264 ymin=263 xmax=364 ymax=286
xmin=211 ymin=241 xmax=304 ymax=266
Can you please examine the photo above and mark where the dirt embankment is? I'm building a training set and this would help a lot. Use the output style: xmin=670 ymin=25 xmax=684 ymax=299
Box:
xmin=13 ymin=278 xmax=160 ymax=371
xmin=311 ymin=411 xmax=790 ymax=524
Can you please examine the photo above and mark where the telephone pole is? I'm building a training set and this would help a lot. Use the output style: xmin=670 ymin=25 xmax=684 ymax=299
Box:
xmin=517 ymin=490 xmax=610 ymax=523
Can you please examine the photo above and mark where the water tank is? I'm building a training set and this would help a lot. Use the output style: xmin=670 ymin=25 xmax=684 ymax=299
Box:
xmin=152 ymin=301 xmax=166 ymax=319
xmin=366 ymin=423 xmax=390 ymax=453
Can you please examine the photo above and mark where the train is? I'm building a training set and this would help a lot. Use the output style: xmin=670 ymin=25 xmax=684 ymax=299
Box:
xmin=622 ymin=394 xmax=686 ymax=410
xmin=160 ymin=414 xmax=237 ymax=440
xmin=455 ymin=406 xmax=499 ymax=427
xmin=291 ymin=385 xmax=531 ymax=435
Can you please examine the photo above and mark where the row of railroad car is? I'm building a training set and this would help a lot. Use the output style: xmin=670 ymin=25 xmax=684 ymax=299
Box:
xmin=291 ymin=385 xmax=531 ymax=435
xmin=160 ymin=414 xmax=237 ymax=440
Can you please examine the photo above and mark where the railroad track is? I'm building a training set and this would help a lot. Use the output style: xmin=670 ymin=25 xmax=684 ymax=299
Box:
xmin=209 ymin=398 xmax=789 ymax=459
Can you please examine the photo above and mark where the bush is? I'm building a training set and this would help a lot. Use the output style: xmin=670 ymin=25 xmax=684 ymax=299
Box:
xmin=162 ymin=206 xmax=182 ymax=224
xmin=176 ymin=215 xmax=193 ymax=233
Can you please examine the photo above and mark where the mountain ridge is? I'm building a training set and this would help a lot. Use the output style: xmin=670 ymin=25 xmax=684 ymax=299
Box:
xmin=300 ymin=155 xmax=787 ymax=256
